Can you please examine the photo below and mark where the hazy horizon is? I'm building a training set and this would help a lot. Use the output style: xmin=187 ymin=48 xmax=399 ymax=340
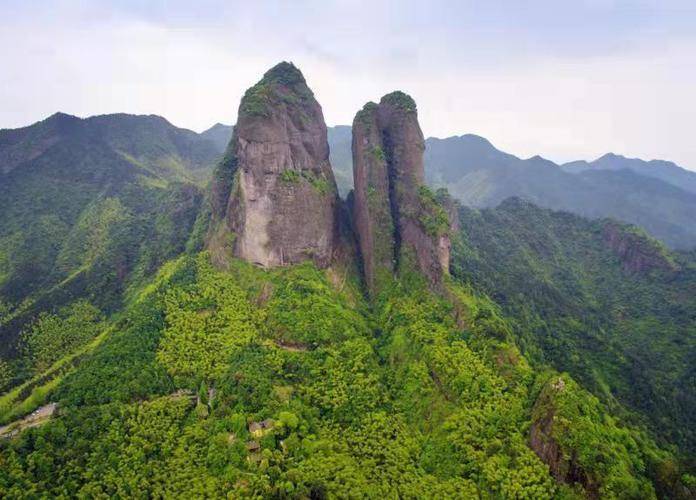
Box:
xmin=2 ymin=0 xmax=696 ymax=170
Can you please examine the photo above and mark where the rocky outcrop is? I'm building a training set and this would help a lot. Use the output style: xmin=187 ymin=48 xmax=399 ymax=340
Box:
xmin=602 ymin=221 xmax=678 ymax=274
xmin=210 ymin=62 xmax=339 ymax=268
xmin=529 ymin=376 xmax=599 ymax=498
xmin=352 ymin=92 xmax=450 ymax=292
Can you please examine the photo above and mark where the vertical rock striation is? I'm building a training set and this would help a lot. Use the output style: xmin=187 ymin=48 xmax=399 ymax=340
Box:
xmin=352 ymin=92 xmax=451 ymax=293
xmin=351 ymin=102 xmax=395 ymax=291
xmin=209 ymin=62 xmax=339 ymax=268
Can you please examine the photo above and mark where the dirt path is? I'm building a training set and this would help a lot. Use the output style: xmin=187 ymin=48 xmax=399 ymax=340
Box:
xmin=0 ymin=402 xmax=58 ymax=439
xmin=275 ymin=340 xmax=309 ymax=352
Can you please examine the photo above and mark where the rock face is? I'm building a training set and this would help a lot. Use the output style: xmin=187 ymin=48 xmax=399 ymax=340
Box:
xmin=602 ymin=222 xmax=678 ymax=275
xmin=352 ymin=92 xmax=450 ymax=292
xmin=352 ymin=102 xmax=395 ymax=291
xmin=210 ymin=62 xmax=339 ymax=268
xmin=529 ymin=377 xmax=599 ymax=498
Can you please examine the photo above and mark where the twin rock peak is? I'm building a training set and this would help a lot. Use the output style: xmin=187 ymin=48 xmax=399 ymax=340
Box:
xmin=209 ymin=61 xmax=454 ymax=293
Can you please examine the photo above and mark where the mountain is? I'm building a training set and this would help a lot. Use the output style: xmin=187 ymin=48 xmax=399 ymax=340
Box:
xmin=564 ymin=153 xmax=696 ymax=195
xmin=351 ymin=95 xmax=450 ymax=292
xmin=0 ymin=64 xmax=694 ymax=498
xmin=200 ymin=122 xmax=234 ymax=153
xmin=424 ymin=135 xmax=696 ymax=250
xmin=327 ymin=125 xmax=353 ymax=197
xmin=209 ymin=62 xmax=340 ymax=269
xmin=0 ymin=112 xmax=223 ymax=359
xmin=452 ymin=199 xmax=696 ymax=455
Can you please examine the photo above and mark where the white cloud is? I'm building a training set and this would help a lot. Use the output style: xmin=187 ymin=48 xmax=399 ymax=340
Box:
xmin=1 ymin=1 xmax=695 ymax=171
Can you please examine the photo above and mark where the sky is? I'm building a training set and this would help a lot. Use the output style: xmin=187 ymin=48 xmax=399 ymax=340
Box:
xmin=2 ymin=0 xmax=696 ymax=169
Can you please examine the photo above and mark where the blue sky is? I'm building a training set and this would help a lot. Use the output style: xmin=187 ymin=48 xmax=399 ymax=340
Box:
xmin=2 ymin=0 xmax=695 ymax=168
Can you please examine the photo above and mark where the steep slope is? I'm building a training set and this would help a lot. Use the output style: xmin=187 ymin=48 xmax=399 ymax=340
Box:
xmin=451 ymin=198 xmax=696 ymax=456
xmin=187 ymin=122 xmax=358 ymax=195
xmin=192 ymin=123 xmax=357 ymax=195
xmin=0 ymin=112 xmax=220 ymax=361
xmin=209 ymin=62 xmax=340 ymax=269
xmin=564 ymin=153 xmax=696 ymax=195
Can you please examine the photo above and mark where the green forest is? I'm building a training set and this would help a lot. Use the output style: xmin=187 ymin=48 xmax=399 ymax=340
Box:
xmin=0 ymin=67 xmax=694 ymax=499
xmin=4 ymin=250 xmax=690 ymax=498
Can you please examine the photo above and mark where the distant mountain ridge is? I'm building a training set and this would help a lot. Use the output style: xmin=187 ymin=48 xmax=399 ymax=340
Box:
xmin=563 ymin=152 xmax=696 ymax=195
xmin=200 ymin=122 xmax=233 ymax=153
xmin=200 ymin=124 xmax=696 ymax=249
xmin=0 ymin=112 xmax=223 ymax=182
xmin=423 ymin=134 xmax=696 ymax=249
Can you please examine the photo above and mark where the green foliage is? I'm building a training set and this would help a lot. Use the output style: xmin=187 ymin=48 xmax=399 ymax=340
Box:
xmin=157 ymin=255 xmax=258 ymax=383
xmin=304 ymin=172 xmax=331 ymax=195
xmin=0 ymin=359 xmax=12 ymax=391
xmin=370 ymin=145 xmax=386 ymax=162
xmin=540 ymin=375 xmax=657 ymax=497
xmin=279 ymin=169 xmax=332 ymax=194
xmin=0 ymin=149 xmax=204 ymax=368
xmin=0 ymin=247 xmax=687 ymax=497
xmin=240 ymin=82 xmax=274 ymax=117
xmin=452 ymin=199 xmax=696 ymax=459
xmin=375 ymin=279 xmax=556 ymax=496
xmin=381 ymin=91 xmax=417 ymax=113
xmin=355 ymin=101 xmax=379 ymax=129
xmin=261 ymin=61 xmax=306 ymax=87
xmin=418 ymin=185 xmax=450 ymax=237
xmin=240 ymin=63 xmax=311 ymax=119
xmin=263 ymin=263 xmax=369 ymax=346
xmin=279 ymin=169 xmax=300 ymax=183
xmin=20 ymin=300 xmax=104 ymax=374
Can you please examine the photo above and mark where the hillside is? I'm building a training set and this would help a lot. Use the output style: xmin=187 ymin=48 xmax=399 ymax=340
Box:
xmin=451 ymin=198 xmax=696 ymax=454
xmin=0 ymin=112 xmax=222 ymax=362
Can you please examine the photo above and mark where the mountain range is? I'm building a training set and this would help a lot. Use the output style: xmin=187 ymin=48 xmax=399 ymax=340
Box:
xmin=206 ymin=124 xmax=696 ymax=250
xmin=0 ymin=63 xmax=694 ymax=498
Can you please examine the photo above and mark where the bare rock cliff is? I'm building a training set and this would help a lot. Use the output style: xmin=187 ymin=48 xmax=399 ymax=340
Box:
xmin=209 ymin=62 xmax=339 ymax=268
xmin=602 ymin=221 xmax=678 ymax=275
xmin=352 ymin=92 xmax=450 ymax=293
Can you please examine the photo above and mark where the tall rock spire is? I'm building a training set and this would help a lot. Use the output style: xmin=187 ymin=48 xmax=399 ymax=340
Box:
xmin=352 ymin=92 xmax=450 ymax=293
xmin=352 ymin=102 xmax=395 ymax=291
xmin=209 ymin=62 xmax=339 ymax=268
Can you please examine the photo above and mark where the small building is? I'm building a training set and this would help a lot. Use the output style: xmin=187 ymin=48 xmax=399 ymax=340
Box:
xmin=246 ymin=440 xmax=260 ymax=453
xmin=248 ymin=418 xmax=274 ymax=437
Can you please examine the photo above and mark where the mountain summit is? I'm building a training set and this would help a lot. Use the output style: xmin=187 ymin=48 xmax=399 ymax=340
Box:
xmin=209 ymin=62 xmax=340 ymax=268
